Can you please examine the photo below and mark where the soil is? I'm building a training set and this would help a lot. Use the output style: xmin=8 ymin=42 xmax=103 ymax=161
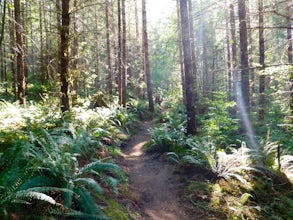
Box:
xmin=121 ymin=120 xmax=189 ymax=220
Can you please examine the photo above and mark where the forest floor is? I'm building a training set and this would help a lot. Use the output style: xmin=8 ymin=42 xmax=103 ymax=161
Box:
xmin=120 ymin=120 xmax=189 ymax=220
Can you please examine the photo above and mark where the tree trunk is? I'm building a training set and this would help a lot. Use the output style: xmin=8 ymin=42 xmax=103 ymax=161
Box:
xmin=258 ymin=0 xmax=266 ymax=122
xmin=117 ymin=0 xmax=122 ymax=105
xmin=59 ymin=0 xmax=70 ymax=112
xmin=0 ymin=0 xmax=6 ymax=84
xmin=142 ymin=0 xmax=154 ymax=112
xmin=188 ymin=0 xmax=197 ymax=86
xmin=14 ymin=0 xmax=26 ymax=104
xmin=106 ymin=1 xmax=113 ymax=95
xmin=8 ymin=6 xmax=16 ymax=98
xmin=0 ymin=0 xmax=6 ymax=50
xmin=180 ymin=0 xmax=196 ymax=135
xmin=177 ymin=0 xmax=186 ymax=104
xmin=225 ymin=0 xmax=232 ymax=99
xmin=21 ymin=2 xmax=28 ymax=94
xmin=39 ymin=1 xmax=46 ymax=82
xmin=238 ymin=0 xmax=250 ymax=113
xmin=94 ymin=6 xmax=100 ymax=90
xmin=229 ymin=3 xmax=238 ymax=116
xmin=246 ymin=0 xmax=255 ymax=97
xmin=72 ymin=0 xmax=79 ymax=106
xmin=287 ymin=3 xmax=293 ymax=114
xmin=121 ymin=0 xmax=127 ymax=107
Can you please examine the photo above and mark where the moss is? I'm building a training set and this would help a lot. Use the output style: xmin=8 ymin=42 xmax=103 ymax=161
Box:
xmin=104 ymin=198 xmax=129 ymax=220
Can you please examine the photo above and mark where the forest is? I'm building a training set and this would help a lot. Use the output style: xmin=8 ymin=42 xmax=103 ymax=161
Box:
xmin=0 ymin=0 xmax=292 ymax=219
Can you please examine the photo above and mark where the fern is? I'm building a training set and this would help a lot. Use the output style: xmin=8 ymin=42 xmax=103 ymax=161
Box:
xmin=13 ymin=191 xmax=57 ymax=205
xmin=74 ymin=186 xmax=103 ymax=215
xmin=77 ymin=160 xmax=122 ymax=178
xmin=75 ymin=178 xmax=104 ymax=194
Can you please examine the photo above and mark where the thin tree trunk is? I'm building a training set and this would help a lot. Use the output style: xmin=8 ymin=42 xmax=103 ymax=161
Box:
xmin=39 ymin=1 xmax=46 ymax=82
xmin=180 ymin=0 xmax=196 ymax=134
xmin=121 ymin=0 xmax=127 ymax=107
xmin=0 ymin=0 xmax=6 ymax=50
xmin=21 ymin=2 xmax=28 ymax=93
xmin=230 ymin=3 xmax=238 ymax=116
xmin=72 ymin=0 xmax=79 ymax=106
xmin=0 ymin=0 xmax=6 ymax=84
xmin=59 ymin=0 xmax=70 ymax=112
xmin=14 ymin=0 xmax=25 ymax=104
xmin=246 ymin=0 xmax=255 ymax=97
xmin=177 ymin=0 xmax=186 ymax=104
xmin=238 ymin=0 xmax=250 ymax=113
xmin=29 ymin=4 xmax=35 ymax=76
xmin=225 ymin=0 xmax=232 ymax=99
xmin=94 ymin=6 xmax=100 ymax=90
xmin=287 ymin=3 xmax=293 ymax=114
xmin=142 ymin=0 xmax=154 ymax=112
xmin=106 ymin=1 xmax=112 ymax=95
xmin=2 ymin=45 xmax=7 ymax=93
xmin=117 ymin=0 xmax=122 ymax=105
xmin=188 ymin=0 xmax=197 ymax=85
xmin=258 ymin=0 xmax=266 ymax=122
xmin=8 ymin=6 xmax=16 ymax=98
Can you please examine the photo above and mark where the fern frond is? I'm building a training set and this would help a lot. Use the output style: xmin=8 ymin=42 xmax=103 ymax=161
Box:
xmin=74 ymin=186 xmax=102 ymax=215
xmin=76 ymin=161 xmax=122 ymax=177
xmin=108 ymin=177 xmax=119 ymax=194
xmin=167 ymin=152 xmax=180 ymax=164
xmin=75 ymin=178 xmax=104 ymax=195
xmin=13 ymin=191 xmax=56 ymax=205
xmin=19 ymin=176 xmax=58 ymax=190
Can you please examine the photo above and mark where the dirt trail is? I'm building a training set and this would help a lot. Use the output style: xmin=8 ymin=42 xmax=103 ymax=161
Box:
xmin=121 ymin=121 xmax=188 ymax=220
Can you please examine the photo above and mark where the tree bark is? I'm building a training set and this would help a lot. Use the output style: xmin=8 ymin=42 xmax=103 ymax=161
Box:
xmin=94 ymin=6 xmax=100 ymax=90
xmin=246 ymin=0 xmax=255 ymax=96
xmin=0 ymin=0 xmax=6 ymax=50
xmin=188 ymin=0 xmax=197 ymax=86
xmin=229 ymin=3 xmax=238 ymax=116
xmin=8 ymin=6 xmax=16 ymax=98
xmin=72 ymin=0 xmax=79 ymax=106
xmin=238 ymin=0 xmax=250 ymax=113
xmin=258 ymin=0 xmax=266 ymax=122
xmin=0 ymin=0 xmax=7 ymax=84
xmin=117 ymin=0 xmax=122 ymax=105
xmin=106 ymin=1 xmax=113 ymax=95
xmin=59 ymin=0 xmax=70 ymax=112
xmin=14 ymin=0 xmax=26 ymax=104
xmin=21 ymin=2 xmax=28 ymax=94
xmin=287 ymin=3 xmax=293 ymax=114
xmin=39 ymin=1 xmax=46 ymax=82
xmin=121 ymin=0 xmax=127 ymax=107
xmin=177 ymin=0 xmax=186 ymax=104
xmin=225 ymin=0 xmax=232 ymax=99
xmin=142 ymin=0 xmax=154 ymax=112
xmin=180 ymin=0 xmax=196 ymax=134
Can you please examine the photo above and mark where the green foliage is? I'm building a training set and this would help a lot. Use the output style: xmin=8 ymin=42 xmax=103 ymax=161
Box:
xmin=0 ymin=101 xmax=130 ymax=219
xmin=147 ymin=87 xmax=292 ymax=219
xmin=198 ymin=92 xmax=238 ymax=148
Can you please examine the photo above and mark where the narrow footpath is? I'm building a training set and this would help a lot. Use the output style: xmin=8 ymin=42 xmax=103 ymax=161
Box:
xmin=121 ymin=120 xmax=188 ymax=220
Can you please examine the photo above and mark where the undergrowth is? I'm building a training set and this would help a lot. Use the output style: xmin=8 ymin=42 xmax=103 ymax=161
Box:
xmin=0 ymin=99 xmax=143 ymax=219
xmin=145 ymin=90 xmax=293 ymax=219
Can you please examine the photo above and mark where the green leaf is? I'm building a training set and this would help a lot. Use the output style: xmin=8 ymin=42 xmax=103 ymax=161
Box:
xmin=240 ymin=193 xmax=253 ymax=205
xmin=75 ymin=178 xmax=104 ymax=195
xmin=14 ymin=191 xmax=56 ymax=205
